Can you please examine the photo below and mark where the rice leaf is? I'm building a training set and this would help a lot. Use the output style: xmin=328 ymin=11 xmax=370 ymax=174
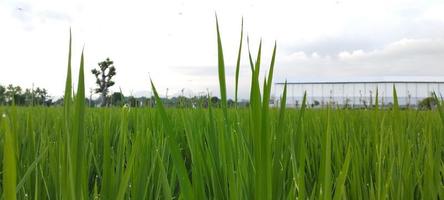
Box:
xmin=73 ymin=49 xmax=86 ymax=198
xmin=234 ymin=18 xmax=244 ymax=106
xmin=215 ymin=15 xmax=228 ymax=121
xmin=2 ymin=114 xmax=16 ymax=200
xmin=150 ymin=79 xmax=194 ymax=200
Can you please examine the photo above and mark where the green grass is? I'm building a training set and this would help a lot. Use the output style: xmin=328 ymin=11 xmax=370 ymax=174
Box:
xmin=0 ymin=18 xmax=443 ymax=199
xmin=1 ymin=105 xmax=444 ymax=199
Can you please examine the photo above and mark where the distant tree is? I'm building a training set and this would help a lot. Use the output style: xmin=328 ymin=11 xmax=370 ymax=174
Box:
xmin=127 ymin=96 xmax=137 ymax=107
xmin=0 ymin=85 xmax=5 ymax=105
xmin=210 ymin=96 xmax=220 ymax=107
xmin=44 ymin=99 xmax=53 ymax=106
xmin=91 ymin=58 xmax=116 ymax=107
xmin=24 ymin=87 xmax=48 ymax=106
xmin=54 ymin=97 xmax=64 ymax=106
xmin=35 ymin=87 xmax=48 ymax=105
xmin=20 ymin=87 xmax=48 ymax=106
xmin=313 ymin=100 xmax=320 ymax=107
xmin=110 ymin=92 xmax=125 ymax=106
xmin=418 ymin=97 xmax=438 ymax=110
xmin=0 ymin=84 xmax=50 ymax=106
xmin=227 ymin=99 xmax=235 ymax=107
xmin=6 ymin=84 xmax=24 ymax=105
xmin=23 ymin=89 xmax=33 ymax=105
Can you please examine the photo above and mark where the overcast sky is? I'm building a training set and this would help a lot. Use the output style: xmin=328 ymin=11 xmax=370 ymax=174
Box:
xmin=1 ymin=0 xmax=444 ymax=99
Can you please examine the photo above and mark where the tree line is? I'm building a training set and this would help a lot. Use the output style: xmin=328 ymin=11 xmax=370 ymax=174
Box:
xmin=0 ymin=83 xmax=242 ymax=108
xmin=0 ymin=84 xmax=50 ymax=106
xmin=0 ymin=58 xmax=244 ymax=108
xmin=100 ymin=92 xmax=241 ymax=108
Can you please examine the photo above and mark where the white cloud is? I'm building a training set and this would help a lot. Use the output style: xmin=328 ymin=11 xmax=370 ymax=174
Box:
xmin=283 ymin=52 xmax=308 ymax=62
xmin=275 ymin=37 xmax=444 ymax=83
xmin=338 ymin=38 xmax=444 ymax=61
xmin=338 ymin=50 xmax=365 ymax=61
xmin=311 ymin=52 xmax=320 ymax=59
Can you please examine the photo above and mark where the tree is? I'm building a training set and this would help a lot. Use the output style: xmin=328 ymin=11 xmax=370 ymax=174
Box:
xmin=5 ymin=84 xmax=24 ymax=105
xmin=23 ymin=88 xmax=33 ymax=105
xmin=91 ymin=58 xmax=116 ymax=107
xmin=34 ymin=87 xmax=48 ymax=105
xmin=227 ymin=99 xmax=235 ymax=107
xmin=418 ymin=96 xmax=438 ymax=110
xmin=54 ymin=97 xmax=64 ymax=106
xmin=110 ymin=92 xmax=125 ymax=106
xmin=312 ymin=100 xmax=320 ymax=107
xmin=0 ymin=85 xmax=5 ymax=105
xmin=128 ymin=96 xmax=137 ymax=107
xmin=210 ymin=96 xmax=220 ymax=107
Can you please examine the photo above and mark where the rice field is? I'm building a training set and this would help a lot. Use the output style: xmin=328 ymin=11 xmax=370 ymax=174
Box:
xmin=1 ymin=20 xmax=444 ymax=199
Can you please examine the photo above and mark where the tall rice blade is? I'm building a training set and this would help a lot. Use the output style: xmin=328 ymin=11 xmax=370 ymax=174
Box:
xmin=260 ymin=41 xmax=277 ymax=200
xmin=215 ymin=19 xmax=235 ymax=198
xmin=249 ymin=39 xmax=264 ymax=200
xmin=247 ymin=36 xmax=255 ymax=72
xmin=249 ymin=40 xmax=262 ymax=105
xmin=63 ymin=30 xmax=76 ymax=200
xmin=64 ymin=30 xmax=72 ymax=115
xmin=73 ymin=50 xmax=86 ymax=198
xmin=217 ymin=17 xmax=243 ymax=198
xmin=253 ymin=40 xmax=262 ymax=76
xmin=150 ymin=79 xmax=194 ymax=200
xmin=262 ymin=42 xmax=277 ymax=112
xmin=215 ymin=15 xmax=228 ymax=121
xmin=234 ymin=18 xmax=244 ymax=106
xmin=2 ymin=115 xmax=16 ymax=200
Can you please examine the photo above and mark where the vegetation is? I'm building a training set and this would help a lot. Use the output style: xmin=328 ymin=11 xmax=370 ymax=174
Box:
xmin=419 ymin=96 xmax=438 ymax=110
xmin=92 ymin=58 xmax=117 ymax=107
xmin=0 ymin=19 xmax=443 ymax=200
xmin=0 ymin=84 xmax=50 ymax=106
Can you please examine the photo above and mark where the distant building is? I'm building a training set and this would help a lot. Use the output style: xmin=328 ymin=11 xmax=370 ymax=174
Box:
xmin=273 ymin=76 xmax=444 ymax=108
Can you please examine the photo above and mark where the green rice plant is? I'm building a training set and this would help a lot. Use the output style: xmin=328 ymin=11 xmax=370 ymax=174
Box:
xmin=216 ymin=17 xmax=279 ymax=199
xmin=2 ymin=114 xmax=16 ymax=200
xmin=150 ymin=79 xmax=194 ymax=199
xmin=234 ymin=18 xmax=244 ymax=106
